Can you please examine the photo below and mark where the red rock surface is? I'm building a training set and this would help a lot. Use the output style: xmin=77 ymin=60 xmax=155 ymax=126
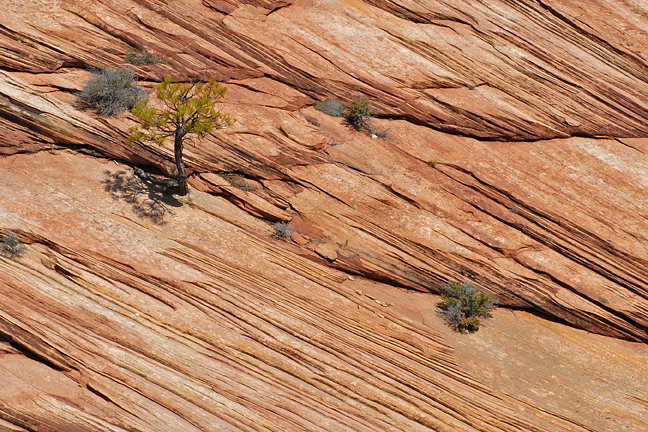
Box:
xmin=2 ymin=151 xmax=647 ymax=432
xmin=1 ymin=0 xmax=648 ymax=430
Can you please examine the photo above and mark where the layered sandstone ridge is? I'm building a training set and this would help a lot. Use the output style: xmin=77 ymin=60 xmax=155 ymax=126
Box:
xmin=2 ymin=151 xmax=647 ymax=432
xmin=0 ymin=0 xmax=647 ymax=342
xmin=1 ymin=0 xmax=648 ymax=431
xmin=3 ymin=0 xmax=648 ymax=140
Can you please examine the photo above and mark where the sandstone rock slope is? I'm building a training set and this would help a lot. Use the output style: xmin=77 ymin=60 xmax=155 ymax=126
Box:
xmin=1 ymin=0 xmax=648 ymax=431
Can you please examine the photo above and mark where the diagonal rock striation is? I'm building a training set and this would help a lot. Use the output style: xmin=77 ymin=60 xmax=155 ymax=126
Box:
xmin=1 ymin=0 xmax=648 ymax=430
xmin=1 ymin=151 xmax=646 ymax=431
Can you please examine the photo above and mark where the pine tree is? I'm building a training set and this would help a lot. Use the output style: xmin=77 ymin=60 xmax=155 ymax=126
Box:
xmin=129 ymin=78 xmax=235 ymax=196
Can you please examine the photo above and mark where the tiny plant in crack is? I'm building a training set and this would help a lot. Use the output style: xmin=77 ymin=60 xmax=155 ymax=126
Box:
xmin=221 ymin=174 xmax=259 ymax=192
xmin=343 ymin=96 xmax=388 ymax=138
xmin=273 ymin=221 xmax=294 ymax=240
xmin=343 ymin=96 xmax=372 ymax=131
xmin=437 ymin=280 xmax=498 ymax=333
xmin=1 ymin=230 xmax=26 ymax=259
xmin=125 ymin=50 xmax=167 ymax=66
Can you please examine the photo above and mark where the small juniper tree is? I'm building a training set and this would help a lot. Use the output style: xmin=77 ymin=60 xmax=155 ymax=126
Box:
xmin=129 ymin=78 xmax=235 ymax=196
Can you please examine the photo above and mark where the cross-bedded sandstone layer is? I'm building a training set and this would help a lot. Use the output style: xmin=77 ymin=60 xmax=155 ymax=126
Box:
xmin=1 ymin=0 xmax=648 ymax=430
xmin=1 ymin=151 xmax=647 ymax=431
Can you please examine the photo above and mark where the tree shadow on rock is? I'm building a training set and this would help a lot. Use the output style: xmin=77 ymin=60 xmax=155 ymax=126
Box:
xmin=102 ymin=168 xmax=182 ymax=224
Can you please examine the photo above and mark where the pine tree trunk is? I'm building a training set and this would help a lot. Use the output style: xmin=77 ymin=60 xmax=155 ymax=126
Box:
xmin=174 ymin=129 xmax=188 ymax=196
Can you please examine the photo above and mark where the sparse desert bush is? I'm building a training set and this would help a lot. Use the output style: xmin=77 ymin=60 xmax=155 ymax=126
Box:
xmin=314 ymin=98 xmax=345 ymax=117
xmin=315 ymin=96 xmax=388 ymax=137
xmin=125 ymin=51 xmax=167 ymax=66
xmin=273 ymin=221 xmax=294 ymax=239
xmin=221 ymin=174 xmax=259 ymax=192
xmin=437 ymin=280 xmax=498 ymax=333
xmin=343 ymin=96 xmax=372 ymax=130
xmin=78 ymin=67 xmax=147 ymax=116
xmin=343 ymin=96 xmax=388 ymax=138
xmin=1 ymin=230 xmax=26 ymax=259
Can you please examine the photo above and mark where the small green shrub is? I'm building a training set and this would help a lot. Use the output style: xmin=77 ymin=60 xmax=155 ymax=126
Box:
xmin=342 ymin=96 xmax=389 ymax=138
xmin=437 ymin=280 xmax=497 ymax=333
xmin=314 ymin=98 xmax=345 ymax=117
xmin=1 ymin=230 xmax=26 ymax=259
xmin=428 ymin=161 xmax=436 ymax=168
xmin=125 ymin=51 xmax=167 ymax=66
xmin=77 ymin=67 xmax=147 ymax=116
xmin=273 ymin=221 xmax=294 ymax=239
xmin=343 ymin=96 xmax=372 ymax=130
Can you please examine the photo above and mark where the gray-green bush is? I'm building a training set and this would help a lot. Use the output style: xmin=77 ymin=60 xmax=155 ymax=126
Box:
xmin=125 ymin=51 xmax=167 ymax=66
xmin=1 ymin=230 xmax=26 ymax=259
xmin=273 ymin=221 xmax=294 ymax=239
xmin=437 ymin=280 xmax=498 ymax=333
xmin=314 ymin=98 xmax=345 ymax=117
xmin=77 ymin=67 xmax=147 ymax=116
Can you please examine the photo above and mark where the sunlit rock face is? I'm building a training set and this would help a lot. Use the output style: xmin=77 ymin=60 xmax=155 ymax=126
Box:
xmin=1 ymin=1 xmax=648 ymax=431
